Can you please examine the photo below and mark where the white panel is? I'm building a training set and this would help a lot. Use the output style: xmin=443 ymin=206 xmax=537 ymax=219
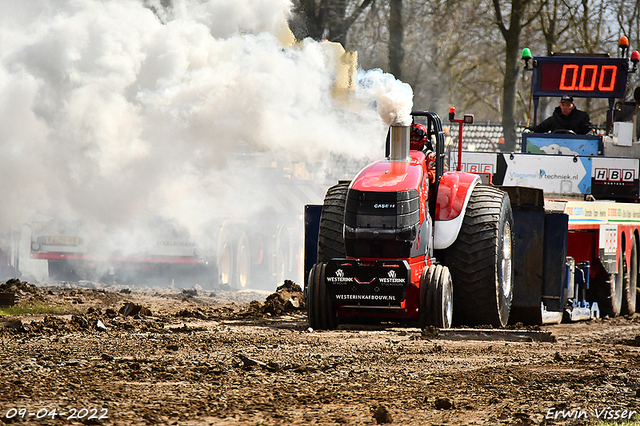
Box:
xmin=598 ymin=224 xmax=618 ymax=255
xmin=454 ymin=152 xmax=498 ymax=174
xmin=613 ymin=122 xmax=633 ymax=146
xmin=503 ymin=154 xmax=588 ymax=194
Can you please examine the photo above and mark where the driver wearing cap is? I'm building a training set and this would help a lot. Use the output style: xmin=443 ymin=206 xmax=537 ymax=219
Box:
xmin=529 ymin=95 xmax=594 ymax=135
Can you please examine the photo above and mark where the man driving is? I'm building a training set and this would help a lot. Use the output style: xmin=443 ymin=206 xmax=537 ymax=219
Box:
xmin=529 ymin=95 xmax=594 ymax=135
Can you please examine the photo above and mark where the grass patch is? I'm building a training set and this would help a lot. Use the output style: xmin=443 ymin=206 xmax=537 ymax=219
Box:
xmin=0 ymin=303 xmax=67 ymax=316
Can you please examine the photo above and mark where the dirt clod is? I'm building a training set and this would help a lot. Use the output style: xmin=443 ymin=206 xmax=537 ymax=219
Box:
xmin=0 ymin=278 xmax=38 ymax=294
xmin=119 ymin=302 xmax=151 ymax=316
xmin=244 ymin=279 xmax=305 ymax=317
xmin=373 ymin=405 xmax=393 ymax=424
xmin=435 ymin=397 xmax=454 ymax=410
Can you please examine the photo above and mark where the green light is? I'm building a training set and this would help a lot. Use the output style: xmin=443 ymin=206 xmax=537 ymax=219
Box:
xmin=522 ymin=48 xmax=532 ymax=60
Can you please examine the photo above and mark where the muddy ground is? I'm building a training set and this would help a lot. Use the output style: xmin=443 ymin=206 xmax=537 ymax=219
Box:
xmin=1 ymin=279 xmax=640 ymax=426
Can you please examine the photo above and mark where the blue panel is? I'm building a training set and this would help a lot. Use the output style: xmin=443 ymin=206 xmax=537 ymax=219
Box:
xmin=523 ymin=133 xmax=601 ymax=156
xmin=541 ymin=212 xmax=569 ymax=312
xmin=304 ymin=205 xmax=322 ymax=286
xmin=578 ymin=156 xmax=592 ymax=193
xmin=509 ymin=208 xmax=545 ymax=325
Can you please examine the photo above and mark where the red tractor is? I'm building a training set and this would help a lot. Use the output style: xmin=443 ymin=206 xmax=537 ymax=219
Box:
xmin=305 ymin=111 xmax=514 ymax=329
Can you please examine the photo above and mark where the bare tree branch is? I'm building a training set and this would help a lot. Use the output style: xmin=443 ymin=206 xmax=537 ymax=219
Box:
xmin=493 ymin=0 xmax=508 ymax=37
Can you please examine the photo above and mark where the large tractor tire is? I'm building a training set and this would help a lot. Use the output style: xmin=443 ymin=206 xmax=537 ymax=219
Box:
xmin=623 ymin=236 xmax=638 ymax=315
xmin=307 ymin=182 xmax=349 ymax=329
xmin=317 ymin=182 xmax=349 ymax=262
xmin=419 ymin=264 xmax=454 ymax=329
xmin=307 ymin=262 xmax=338 ymax=330
xmin=441 ymin=184 xmax=514 ymax=327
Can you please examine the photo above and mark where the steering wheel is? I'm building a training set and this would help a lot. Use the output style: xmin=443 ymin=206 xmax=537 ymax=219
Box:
xmin=551 ymin=129 xmax=576 ymax=135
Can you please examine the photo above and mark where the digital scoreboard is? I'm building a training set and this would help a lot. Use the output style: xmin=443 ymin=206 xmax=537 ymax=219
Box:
xmin=532 ymin=56 xmax=629 ymax=98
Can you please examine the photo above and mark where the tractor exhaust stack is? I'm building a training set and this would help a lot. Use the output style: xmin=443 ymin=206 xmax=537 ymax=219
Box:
xmin=389 ymin=125 xmax=410 ymax=162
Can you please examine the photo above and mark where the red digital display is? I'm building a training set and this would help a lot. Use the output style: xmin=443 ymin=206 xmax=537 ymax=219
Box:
xmin=533 ymin=57 xmax=628 ymax=98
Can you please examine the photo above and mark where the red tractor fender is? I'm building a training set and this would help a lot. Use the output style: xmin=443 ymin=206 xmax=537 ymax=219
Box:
xmin=433 ymin=171 xmax=481 ymax=250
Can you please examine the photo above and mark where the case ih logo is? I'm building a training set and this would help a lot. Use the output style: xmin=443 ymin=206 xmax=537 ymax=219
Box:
xmin=594 ymin=168 xmax=635 ymax=182
xmin=379 ymin=269 xmax=406 ymax=285
xmin=326 ymin=269 xmax=353 ymax=283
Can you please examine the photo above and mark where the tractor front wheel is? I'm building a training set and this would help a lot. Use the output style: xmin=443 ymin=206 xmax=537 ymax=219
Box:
xmin=419 ymin=264 xmax=453 ymax=329
xmin=307 ymin=262 xmax=338 ymax=330
xmin=441 ymin=184 xmax=514 ymax=327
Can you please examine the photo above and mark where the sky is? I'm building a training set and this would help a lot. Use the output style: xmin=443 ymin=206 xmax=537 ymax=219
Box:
xmin=0 ymin=0 xmax=413 ymax=269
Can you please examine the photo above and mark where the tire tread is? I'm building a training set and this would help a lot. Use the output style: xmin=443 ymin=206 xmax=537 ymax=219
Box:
xmin=440 ymin=184 xmax=513 ymax=327
xmin=318 ymin=183 xmax=349 ymax=262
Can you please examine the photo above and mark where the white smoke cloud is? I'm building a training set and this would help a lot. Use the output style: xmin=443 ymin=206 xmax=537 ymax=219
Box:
xmin=0 ymin=0 xmax=412 ymax=280
xmin=357 ymin=69 xmax=414 ymax=126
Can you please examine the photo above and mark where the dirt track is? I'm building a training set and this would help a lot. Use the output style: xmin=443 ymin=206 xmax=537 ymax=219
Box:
xmin=1 ymin=279 xmax=640 ymax=426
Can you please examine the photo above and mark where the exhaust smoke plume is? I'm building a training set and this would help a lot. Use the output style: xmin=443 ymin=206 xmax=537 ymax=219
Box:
xmin=0 ymin=0 xmax=413 ymax=282
xmin=357 ymin=69 xmax=414 ymax=126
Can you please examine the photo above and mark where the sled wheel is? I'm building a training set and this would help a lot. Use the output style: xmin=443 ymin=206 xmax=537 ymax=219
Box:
xmin=217 ymin=227 xmax=235 ymax=291
xmin=441 ymin=184 xmax=514 ymax=327
xmin=236 ymin=233 xmax=251 ymax=289
xmin=275 ymin=227 xmax=290 ymax=287
xmin=623 ymin=236 xmax=639 ymax=315
xmin=307 ymin=263 xmax=338 ymax=330
xmin=594 ymin=252 xmax=624 ymax=318
xmin=317 ymin=183 xmax=349 ymax=263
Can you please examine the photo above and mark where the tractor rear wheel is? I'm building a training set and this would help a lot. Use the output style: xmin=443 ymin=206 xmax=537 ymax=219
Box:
xmin=307 ymin=262 xmax=338 ymax=330
xmin=623 ymin=236 xmax=638 ymax=315
xmin=307 ymin=182 xmax=348 ymax=330
xmin=317 ymin=182 xmax=349 ymax=262
xmin=441 ymin=184 xmax=514 ymax=327
xmin=419 ymin=265 xmax=453 ymax=329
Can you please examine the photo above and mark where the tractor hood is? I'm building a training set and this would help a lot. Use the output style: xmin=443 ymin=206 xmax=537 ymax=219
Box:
xmin=351 ymin=151 xmax=426 ymax=193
